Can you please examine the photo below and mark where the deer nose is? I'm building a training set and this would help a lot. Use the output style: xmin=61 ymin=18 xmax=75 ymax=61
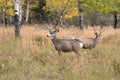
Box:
xmin=47 ymin=34 xmax=50 ymax=37
xmin=101 ymin=36 xmax=103 ymax=39
xmin=100 ymin=37 xmax=104 ymax=41
xmin=47 ymin=34 xmax=49 ymax=37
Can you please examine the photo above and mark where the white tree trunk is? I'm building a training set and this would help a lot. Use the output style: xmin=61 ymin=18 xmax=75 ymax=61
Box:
xmin=14 ymin=0 xmax=20 ymax=37
xmin=26 ymin=0 xmax=29 ymax=23
xmin=19 ymin=3 xmax=22 ymax=27
xmin=14 ymin=0 xmax=20 ymax=15
xmin=78 ymin=0 xmax=83 ymax=30
xmin=2 ymin=12 xmax=5 ymax=24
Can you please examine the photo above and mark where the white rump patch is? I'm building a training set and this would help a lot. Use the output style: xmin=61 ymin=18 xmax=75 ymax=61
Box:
xmin=79 ymin=43 xmax=83 ymax=48
xmin=72 ymin=37 xmax=75 ymax=39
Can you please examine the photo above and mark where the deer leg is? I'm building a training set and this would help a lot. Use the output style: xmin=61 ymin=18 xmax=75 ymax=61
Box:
xmin=76 ymin=52 xmax=80 ymax=79
xmin=90 ymin=48 xmax=94 ymax=57
xmin=57 ymin=50 xmax=63 ymax=63
xmin=90 ymin=48 xmax=93 ymax=54
xmin=74 ymin=49 xmax=81 ymax=63
xmin=57 ymin=50 xmax=64 ymax=79
xmin=75 ymin=50 xmax=84 ymax=80
xmin=58 ymin=50 xmax=63 ymax=61
xmin=90 ymin=48 xmax=97 ymax=58
xmin=77 ymin=53 xmax=80 ymax=64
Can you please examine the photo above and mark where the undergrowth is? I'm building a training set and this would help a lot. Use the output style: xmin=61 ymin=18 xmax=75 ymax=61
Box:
xmin=0 ymin=29 xmax=120 ymax=80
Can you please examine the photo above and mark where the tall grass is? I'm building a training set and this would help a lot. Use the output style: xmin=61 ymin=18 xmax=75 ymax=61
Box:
xmin=0 ymin=25 xmax=120 ymax=80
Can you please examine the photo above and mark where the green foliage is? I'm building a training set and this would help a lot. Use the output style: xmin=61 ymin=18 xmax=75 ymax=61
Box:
xmin=44 ymin=0 xmax=120 ymax=20
xmin=44 ymin=0 xmax=78 ymax=19
xmin=0 ymin=0 xmax=119 ymax=25
xmin=32 ymin=0 xmax=47 ymax=22
xmin=0 ymin=0 xmax=14 ymax=17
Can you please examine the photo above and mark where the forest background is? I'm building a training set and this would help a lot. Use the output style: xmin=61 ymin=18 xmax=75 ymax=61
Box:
xmin=0 ymin=0 xmax=120 ymax=29
xmin=0 ymin=0 xmax=120 ymax=80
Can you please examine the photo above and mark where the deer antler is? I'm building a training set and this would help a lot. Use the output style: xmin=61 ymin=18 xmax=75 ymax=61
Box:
xmin=93 ymin=27 xmax=97 ymax=34
xmin=48 ymin=24 xmax=54 ymax=32
xmin=99 ymin=28 xmax=105 ymax=35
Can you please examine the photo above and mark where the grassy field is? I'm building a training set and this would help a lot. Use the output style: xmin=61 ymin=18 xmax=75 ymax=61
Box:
xmin=0 ymin=25 xmax=120 ymax=80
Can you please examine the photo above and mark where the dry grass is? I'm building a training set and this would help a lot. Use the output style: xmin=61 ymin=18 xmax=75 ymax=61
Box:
xmin=0 ymin=24 xmax=120 ymax=80
xmin=0 ymin=24 xmax=119 ymax=37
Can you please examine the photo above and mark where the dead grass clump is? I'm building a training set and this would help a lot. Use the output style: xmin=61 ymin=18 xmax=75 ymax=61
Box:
xmin=112 ymin=60 xmax=120 ymax=80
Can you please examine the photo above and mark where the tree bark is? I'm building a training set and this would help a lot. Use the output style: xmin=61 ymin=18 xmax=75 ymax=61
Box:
xmin=52 ymin=0 xmax=70 ymax=29
xmin=2 ymin=10 xmax=5 ymax=24
xmin=14 ymin=0 xmax=20 ymax=37
xmin=78 ymin=0 xmax=83 ymax=30
xmin=78 ymin=9 xmax=83 ymax=30
xmin=26 ymin=0 xmax=30 ymax=24
xmin=5 ymin=0 xmax=7 ymax=28
xmin=113 ymin=13 xmax=117 ymax=29
xmin=19 ymin=3 xmax=22 ymax=27
xmin=2 ymin=0 xmax=7 ymax=27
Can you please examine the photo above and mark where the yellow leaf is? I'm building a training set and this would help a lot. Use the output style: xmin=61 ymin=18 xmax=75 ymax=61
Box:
xmin=64 ymin=14 xmax=73 ymax=19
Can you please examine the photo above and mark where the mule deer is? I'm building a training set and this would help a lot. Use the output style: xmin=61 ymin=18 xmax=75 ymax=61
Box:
xmin=47 ymin=28 xmax=83 ymax=63
xmin=63 ymin=29 xmax=105 ymax=54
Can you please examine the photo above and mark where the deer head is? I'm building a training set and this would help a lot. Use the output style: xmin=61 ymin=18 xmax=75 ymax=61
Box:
xmin=47 ymin=28 xmax=59 ymax=39
xmin=93 ymin=28 xmax=105 ymax=41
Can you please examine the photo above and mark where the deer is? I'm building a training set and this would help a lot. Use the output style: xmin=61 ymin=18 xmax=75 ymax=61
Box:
xmin=63 ymin=29 xmax=105 ymax=56
xmin=47 ymin=28 xmax=83 ymax=63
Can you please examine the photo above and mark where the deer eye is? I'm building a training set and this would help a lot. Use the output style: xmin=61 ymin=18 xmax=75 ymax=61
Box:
xmin=50 ymin=32 xmax=52 ymax=34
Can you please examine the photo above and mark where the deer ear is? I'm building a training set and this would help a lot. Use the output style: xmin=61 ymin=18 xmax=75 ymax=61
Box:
xmin=49 ymin=29 xmax=52 ymax=33
xmin=95 ymin=32 xmax=99 ymax=37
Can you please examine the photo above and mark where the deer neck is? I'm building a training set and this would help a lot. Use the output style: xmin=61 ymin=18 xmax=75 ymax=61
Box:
xmin=94 ymin=37 xmax=100 ymax=45
xmin=51 ymin=36 xmax=58 ymax=45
